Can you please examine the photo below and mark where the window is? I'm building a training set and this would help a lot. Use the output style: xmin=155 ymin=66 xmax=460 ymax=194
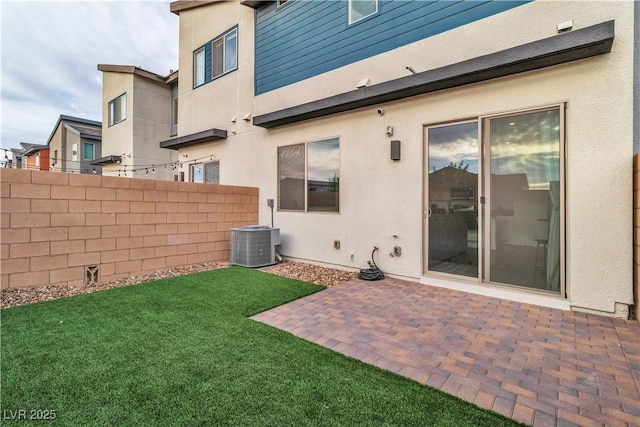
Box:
xmin=170 ymin=83 xmax=178 ymax=136
xmin=108 ymin=93 xmax=126 ymax=126
xmin=276 ymin=0 xmax=288 ymax=6
xmin=191 ymin=161 xmax=220 ymax=184
xmin=35 ymin=153 xmax=40 ymax=168
xmin=83 ymin=143 xmax=94 ymax=161
xmin=349 ymin=0 xmax=377 ymax=24
xmin=278 ymin=138 xmax=340 ymax=212
xmin=213 ymin=28 xmax=237 ymax=79
xmin=72 ymin=143 xmax=78 ymax=161
xmin=193 ymin=27 xmax=238 ymax=88
xmin=194 ymin=47 xmax=205 ymax=87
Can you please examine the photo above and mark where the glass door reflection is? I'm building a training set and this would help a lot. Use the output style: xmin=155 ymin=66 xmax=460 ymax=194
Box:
xmin=427 ymin=122 xmax=479 ymax=278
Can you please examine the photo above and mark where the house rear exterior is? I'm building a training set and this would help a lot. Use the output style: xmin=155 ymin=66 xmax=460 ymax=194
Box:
xmin=157 ymin=0 xmax=637 ymax=318
xmin=97 ymin=65 xmax=178 ymax=180
xmin=46 ymin=115 xmax=102 ymax=175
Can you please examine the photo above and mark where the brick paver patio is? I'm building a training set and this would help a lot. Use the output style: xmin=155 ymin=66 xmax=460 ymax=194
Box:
xmin=251 ymin=277 xmax=640 ymax=426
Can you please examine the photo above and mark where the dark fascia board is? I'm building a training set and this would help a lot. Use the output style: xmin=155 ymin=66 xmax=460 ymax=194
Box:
xmin=21 ymin=144 xmax=49 ymax=156
xmin=90 ymin=155 xmax=122 ymax=166
xmin=240 ymin=0 xmax=274 ymax=9
xmin=254 ymin=20 xmax=615 ymax=129
xmin=170 ymin=0 xmax=223 ymax=15
xmin=81 ymin=134 xmax=102 ymax=142
xmin=159 ymin=128 xmax=227 ymax=150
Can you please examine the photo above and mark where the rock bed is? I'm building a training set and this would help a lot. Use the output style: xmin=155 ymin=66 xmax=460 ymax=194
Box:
xmin=1 ymin=260 xmax=357 ymax=309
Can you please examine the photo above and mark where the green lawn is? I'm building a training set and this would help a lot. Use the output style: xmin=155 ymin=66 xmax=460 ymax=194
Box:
xmin=1 ymin=267 xmax=520 ymax=426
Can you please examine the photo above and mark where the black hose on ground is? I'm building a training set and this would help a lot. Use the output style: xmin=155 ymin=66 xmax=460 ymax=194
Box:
xmin=358 ymin=247 xmax=385 ymax=281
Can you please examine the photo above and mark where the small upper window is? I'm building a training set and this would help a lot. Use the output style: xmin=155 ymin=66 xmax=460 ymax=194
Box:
xmin=83 ymin=143 xmax=95 ymax=161
xmin=194 ymin=47 xmax=205 ymax=87
xmin=349 ymin=0 xmax=377 ymax=24
xmin=108 ymin=93 xmax=126 ymax=126
xmin=170 ymin=83 xmax=178 ymax=136
xmin=276 ymin=0 xmax=288 ymax=7
xmin=72 ymin=143 xmax=78 ymax=161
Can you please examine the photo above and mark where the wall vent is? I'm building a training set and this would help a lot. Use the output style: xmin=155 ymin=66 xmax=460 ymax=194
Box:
xmin=230 ymin=226 xmax=280 ymax=268
xmin=86 ymin=265 xmax=99 ymax=285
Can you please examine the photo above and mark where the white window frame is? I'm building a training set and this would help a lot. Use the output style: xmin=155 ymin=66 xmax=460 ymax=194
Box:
xmin=278 ymin=138 xmax=340 ymax=213
xmin=191 ymin=161 xmax=220 ymax=184
xmin=212 ymin=27 xmax=238 ymax=80
xmin=108 ymin=93 xmax=127 ymax=126
xmin=194 ymin=47 xmax=205 ymax=88
xmin=348 ymin=0 xmax=378 ymax=24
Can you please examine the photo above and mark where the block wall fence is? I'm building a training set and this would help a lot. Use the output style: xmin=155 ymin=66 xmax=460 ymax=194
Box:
xmin=0 ymin=169 xmax=258 ymax=290
xmin=635 ymin=154 xmax=640 ymax=320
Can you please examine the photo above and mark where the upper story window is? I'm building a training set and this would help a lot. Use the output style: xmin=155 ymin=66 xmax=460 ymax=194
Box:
xmin=278 ymin=138 xmax=340 ymax=212
xmin=213 ymin=28 xmax=237 ymax=79
xmin=349 ymin=0 xmax=377 ymax=24
xmin=72 ymin=143 xmax=78 ymax=161
xmin=83 ymin=143 xmax=95 ymax=161
xmin=193 ymin=27 xmax=238 ymax=89
xmin=170 ymin=83 xmax=178 ymax=136
xmin=194 ymin=48 xmax=205 ymax=87
xmin=108 ymin=93 xmax=127 ymax=126
xmin=276 ymin=0 xmax=288 ymax=7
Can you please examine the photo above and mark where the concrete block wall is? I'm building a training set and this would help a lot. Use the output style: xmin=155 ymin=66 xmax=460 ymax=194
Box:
xmin=0 ymin=169 xmax=258 ymax=290
xmin=635 ymin=154 xmax=640 ymax=320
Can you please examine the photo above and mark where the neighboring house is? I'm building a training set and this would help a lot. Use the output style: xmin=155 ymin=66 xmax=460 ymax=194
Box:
xmin=154 ymin=0 xmax=637 ymax=318
xmin=10 ymin=148 xmax=23 ymax=169
xmin=46 ymin=115 xmax=102 ymax=175
xmin=19 ymin=142 xmax=50 ymax=171
xmin=96 ymin=65 xmax=178 ymax=180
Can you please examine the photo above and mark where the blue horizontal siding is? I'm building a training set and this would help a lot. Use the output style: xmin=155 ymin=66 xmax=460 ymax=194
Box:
xmin=255 ymin=0 xmax=530 ymax=95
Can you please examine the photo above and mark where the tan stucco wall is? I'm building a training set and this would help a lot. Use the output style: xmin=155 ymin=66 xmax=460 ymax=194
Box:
xmin=101 ymin=71 xmax=176 ymax=180
xmin=176 ymin=0 xmax=254 ymax=139
xmin=168 ymin=1 xmax=634 ymax=317
xmin=248 ymin=1 xmax=635 ymax=317
xmin=48 ymin=125 xmax=64 ymax=171
xmin=102 ymin=71 xmax=135 ymax=172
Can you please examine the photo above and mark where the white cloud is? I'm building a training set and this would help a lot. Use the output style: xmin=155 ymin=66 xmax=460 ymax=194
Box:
xmin=0 ymin=0 xmax=178 ymax=150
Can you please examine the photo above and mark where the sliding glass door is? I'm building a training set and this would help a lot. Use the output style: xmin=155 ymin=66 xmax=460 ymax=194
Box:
xmin=426 ymin=122 xmax=479 ymax=279
xmin=425 ymin=106 xmax=563 ymax=293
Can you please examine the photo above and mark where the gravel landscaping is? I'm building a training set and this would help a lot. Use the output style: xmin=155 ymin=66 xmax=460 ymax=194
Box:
xmin=1 ymin=260 xmax=358 ymax=309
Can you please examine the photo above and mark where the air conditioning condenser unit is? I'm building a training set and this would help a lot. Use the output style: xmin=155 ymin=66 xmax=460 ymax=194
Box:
xmin=230 ymin=225 xmax=280 ymax=268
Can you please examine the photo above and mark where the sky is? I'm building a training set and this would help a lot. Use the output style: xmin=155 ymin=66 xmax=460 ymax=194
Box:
xmin=0 ymin=0 xmax=178 ymax=153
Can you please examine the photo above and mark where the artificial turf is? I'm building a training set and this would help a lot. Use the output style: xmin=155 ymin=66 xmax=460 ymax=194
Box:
xmin=1 ymin=267 xmax=521 ymax=426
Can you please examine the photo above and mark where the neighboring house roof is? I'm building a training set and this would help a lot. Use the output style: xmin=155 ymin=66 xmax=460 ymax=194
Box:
xmin=97 ymin=64 xmax=176 ymax=84
xmin=65 ymin=123 xmax=102 ymax=141
xmin=19 ymin=142 xmax=49 ymax=156
xmin=10 ymin=148 xmax=22 ymax=158
xmin=46 ymin=115 xmax=101 ymax=146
